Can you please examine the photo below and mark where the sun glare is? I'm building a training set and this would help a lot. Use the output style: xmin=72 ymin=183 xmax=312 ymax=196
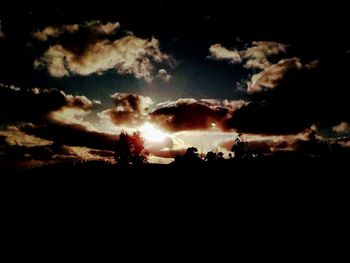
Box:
xmin=140 ymin=123 xmax=168 ymax=142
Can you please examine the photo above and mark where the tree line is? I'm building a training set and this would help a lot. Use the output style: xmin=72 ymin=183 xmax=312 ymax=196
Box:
xmin=113 ymin=132 xmax=251 ymax=166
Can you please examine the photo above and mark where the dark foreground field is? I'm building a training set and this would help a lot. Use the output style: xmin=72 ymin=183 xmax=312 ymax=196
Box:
xmin=2 ymin=156 xmax=348 ymax=252
xmin=2 ymin=156 xmax=349 ymax=196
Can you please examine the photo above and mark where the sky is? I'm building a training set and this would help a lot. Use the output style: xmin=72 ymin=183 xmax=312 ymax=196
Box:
xmin=1 ymin=1 xmax=350 ymax=167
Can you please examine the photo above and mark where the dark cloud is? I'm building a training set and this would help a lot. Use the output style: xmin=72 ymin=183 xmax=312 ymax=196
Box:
xmin=0 ymin=84 xmax=98 ymax=123
xmin=34 ymin=21 xmax=170 ymax=82
xmin=218 ymin=138 xmax=290 ymax=156
xmin=227 ymin=55 xmax=350 ymax=135
xmin=0 ymin=135 xmax=115 ymax=169
xmin=0 ymin=83 xmax=113 ymax=165
xmin=247 ymin=58 xmax=304 ymax=94
xmin=151 ymin=98 xmax=247 ymax=132
xmin=0 ymin=138 xmax=83 ymax=169
xmin=88 ymin=149 xmax=114 ymax=159
xmin=98 ymin=93 xmax=153 ymax=127
xmin=149 ymin=149 xmax=186 ymax=159
xmin=0 ymin=83 xmax=115 ymax=167
xmin=21 ymin=123 xmax=117 ymax=151
xmin=217 ymin=131 xmax=350 ymax=158
xmin=0 ymin=126 xmax=53 ymax=147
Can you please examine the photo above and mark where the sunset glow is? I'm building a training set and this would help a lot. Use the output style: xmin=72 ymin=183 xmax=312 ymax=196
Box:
xmin=0 ymin=2 xmax=349 ymax=169
xmin=140 ymin=123 xmax=169 ymax=142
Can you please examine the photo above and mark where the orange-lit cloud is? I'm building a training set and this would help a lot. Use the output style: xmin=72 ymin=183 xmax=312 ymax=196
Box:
xmin=0 ymin=84 xmax=99 ymax=123
xmin=21 ymin=122 xmax=117 ymax=151
xmin=33 ymin=20 xmax=120 ymax=42
xmin=247 ymin=58 xmax=303 ymax=93
xmin=332 ymin=122 xmax=350 ymax=134
xmin=0 ymin=126 xmax=53 ymax=147
xmin=34 ymin=20 xmax=170 ymax=82
xmin=33 ymin=24 xmax=79 ymax=41
xmin=209 ymin=41 xmax=286 ymax=69
xmin=98 ymin=93 xmax=153 ymax=127
xmin=151 ymin=98 xmax=248 ymax=132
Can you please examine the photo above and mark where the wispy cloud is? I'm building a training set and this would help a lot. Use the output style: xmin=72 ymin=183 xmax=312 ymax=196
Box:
xmin=209 ymin=41 xmax=287 ymax=69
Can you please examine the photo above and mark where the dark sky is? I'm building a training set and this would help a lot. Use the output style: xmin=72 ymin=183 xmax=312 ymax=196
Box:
xmin=1 ymin=1 xmax=348 ymax=102
xmin=1 ymin=1 xmax=350 ymax=166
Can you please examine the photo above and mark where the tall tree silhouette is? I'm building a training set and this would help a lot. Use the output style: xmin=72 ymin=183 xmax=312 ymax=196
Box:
xmin=231 ymin=133 xmax=246 ymax=159
xmin=114 ymin=132 xmax=148 ymax=166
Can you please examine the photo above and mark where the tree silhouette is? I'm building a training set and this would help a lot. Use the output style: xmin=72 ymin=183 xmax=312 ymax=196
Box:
xmin=217 ymin=152 xmax=224 ymax=161
xmin=184 ymin=147 xmax=201 ymax=162
xmin=231 ymin=133 xmax=246 ymax=159
xmin=205 ymin=151 xmax=217 ymax=162
xmin=174 ymin=147 xmax=203 ymax=164
xmin=204 ymin=151 xmax=225 ymax=163
xmin=114 ymin=132 xmax=149 ymax=166
xmin=231 ymin=133 xmax=258 ymax=159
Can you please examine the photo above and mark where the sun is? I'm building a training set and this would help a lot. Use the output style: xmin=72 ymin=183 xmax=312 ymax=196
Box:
xmin=140 ymin=123 xmax=168 ymax=142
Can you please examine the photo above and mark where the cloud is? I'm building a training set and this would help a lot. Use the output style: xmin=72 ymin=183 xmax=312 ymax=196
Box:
xmin=84 ymin=20 xmax=120 ymax=35
xmin=227 ymin=55 xmax=350 ymax=135
xmin=141 ymin=134 xmax=188 ymax=161
xmin=0 ymin=83 xmax=118 ymax=166
xmin=151 ymin=98 xmax=247 ymax=132
xmin=0 ymin=84 xmax=98 ymax=123
xmin=332 ymin=122 xmax=350 ymax=134
xmin=209 ymin=41 xmax=286 ymax=69
xmin=21 ymin=122 xmax=117 ymax=151
xmin=0 ymin=126 xmax=53 ymax=147
xmin=149 ymin=149 xmax=186 ymax=159
xmin=88 ymin=149 xmax=114 ymax=159
xmin=0 ymin=86 xmax=116 ymax=167
xmin=35 ymin=36 xmax=169 ymax=82
xmin=219 ymin=139 xmax=273 ymax=155
xmin=243 ymin=41 xmax=287 ymax=69
xmin=98 ymin=93 xmax=153 ymax=127
xmin=218 ymin=137 xmax=294 ymax=155
xmin=48 ymin=107 xmax=97 ymax=131
xmin=34 ymin=21 xmax=170 ymax=82
xmin=148 ymin=156 xmax=175 ymax=164
xmin=157 ymin=69 xmax=172 ymax=82
xmin=68 ymin=146 xmax=114 ymax=162
xmin=0 ymin=140 xmax=72 ymax=169
xmin=33 ymin=24 xmax=79 ymax=41
xmin=209 ymin=39 xmax=350 ymax=136
xmin=247 ymin=58 xmax=303 ymax=93
xmin=0 ymin=135 xmax=113 ymax=169
xmin=216 ymin=129 xmax=325 ymax=156
xmin=209 ymin=44 xmax=241 ymax=63
xmin=33 ymin=20 xmax=120 ymax=42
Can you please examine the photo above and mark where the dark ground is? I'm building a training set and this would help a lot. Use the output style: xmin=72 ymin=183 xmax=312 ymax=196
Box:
xmin=1 ymin=157 xmax=349 ymax=255
xmin=2 ymin=156 xmax=349 ymax=198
